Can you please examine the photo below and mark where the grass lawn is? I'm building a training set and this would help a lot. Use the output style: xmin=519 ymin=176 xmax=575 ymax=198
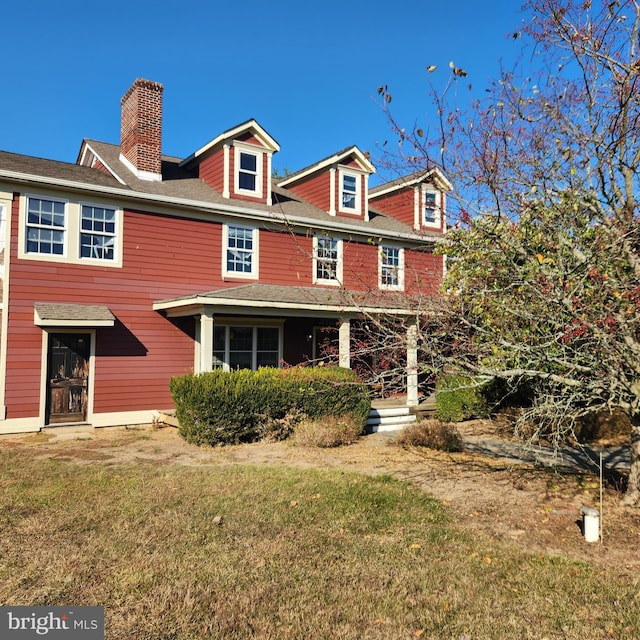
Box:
xmin=0 ymin=446 xmax=638 ymax=639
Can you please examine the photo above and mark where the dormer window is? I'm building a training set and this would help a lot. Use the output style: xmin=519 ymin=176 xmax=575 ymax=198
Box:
xmin=339 ymin=169 xmax=361 ymax=214
xmin=422 ymin=187 xmax=442 ymax=228
xmin=234 ymin=144 xmax=263 ymax=198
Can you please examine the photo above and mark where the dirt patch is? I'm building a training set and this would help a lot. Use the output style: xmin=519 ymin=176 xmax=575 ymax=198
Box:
xmin=3 ymin=423 xmax=640 ymax=576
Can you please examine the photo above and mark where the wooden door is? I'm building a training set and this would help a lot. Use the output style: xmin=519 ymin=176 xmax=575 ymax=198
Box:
xmin=46 ymin=333 xmax=90 ymax=424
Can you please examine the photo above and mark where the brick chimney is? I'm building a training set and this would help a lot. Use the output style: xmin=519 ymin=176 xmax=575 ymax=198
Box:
xmin=119 ymin=78 xmax=163 ymax=181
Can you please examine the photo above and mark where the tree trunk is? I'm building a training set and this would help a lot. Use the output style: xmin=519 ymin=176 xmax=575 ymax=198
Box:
xmin=621 ymin=419 xmax=640 ymax=506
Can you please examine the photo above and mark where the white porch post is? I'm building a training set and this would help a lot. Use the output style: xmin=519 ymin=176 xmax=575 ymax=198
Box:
xmin=338 ymin=317 xmax=351 ymax=368
xmin=406 ymin=317 xmax=419 ymax=407
xmin=199 ymin=306 xmax=214 ymax=373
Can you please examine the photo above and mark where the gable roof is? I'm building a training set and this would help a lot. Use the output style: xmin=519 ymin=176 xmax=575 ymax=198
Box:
xmin=276 ymin=146 xmax=375 ymax=188
xmin=179 ymin=119 xmax=280 ymax=169
xmin=369 ymin=167 xmax=452 ymax=198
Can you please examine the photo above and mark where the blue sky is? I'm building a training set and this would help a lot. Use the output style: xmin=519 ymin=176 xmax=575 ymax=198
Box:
xmin=1 ymin=0 xmax=525 ymax=185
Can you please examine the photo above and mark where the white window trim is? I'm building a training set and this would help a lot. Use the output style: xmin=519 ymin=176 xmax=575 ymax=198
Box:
xmin=233 ymin=142 xmax=264 ymax=199
xmin=78 ymin=201 xmax=121 ymax=264
xmin=212 ymin=321 xmax=283 ymax=372
xmin=313 ymin=236 xmax=343 ymax=286
xmin=419 ymin=186 xmax=443 ymax=229
xmin=338 ymin=167 xmax=362 ymax=215
xmin=222 ymin=223 xmax=259 ymax=280
xmin=378 ymin=244 xmax=405 ymax=291
xmin=18 ymin=193 xmax=123 ymax=268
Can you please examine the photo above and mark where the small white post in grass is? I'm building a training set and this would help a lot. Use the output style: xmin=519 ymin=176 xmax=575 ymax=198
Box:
xmin=599 ymin=451 xmax=603 ymax=544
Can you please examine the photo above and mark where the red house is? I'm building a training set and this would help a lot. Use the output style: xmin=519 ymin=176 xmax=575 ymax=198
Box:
xmin=0 ymin=78 xmax=450 ymax=434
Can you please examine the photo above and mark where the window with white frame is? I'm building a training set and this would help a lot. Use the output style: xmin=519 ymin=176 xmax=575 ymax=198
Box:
xmin=213 ymin=325 xmax=281 ymax=370
xmin=379 ymin=245 xmax=404 ymax=290
xmin=423 ymin=188 xmax=442 ymax=226
xmin=21 ymin=195 xmax=122 ymax=266
xmin=314 ymin=236 xmax=342 ymax=285
xmin=26 ymin=197 xmax=66 ymax=256
xmin=235 ymin=146 xmax=263 ymax=197
xmin=339 ymin=170 xmax=360 ymax=213
xmin=80 ymin=205 xmax=117 ymax=261
xmin=224 ymin=224 xmax=258 ymax=277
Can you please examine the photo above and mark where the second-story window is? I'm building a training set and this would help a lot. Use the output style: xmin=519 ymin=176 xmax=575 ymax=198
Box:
xmin=224 ymin=224 xmax=258 ymax=278
xmin=26 ymin=197 xmax=66 ymax=256
xmin=80 ymin=205 xmax=117 ymax=261
xmin=379 ymin=245 xmax=404 ymax=290
xmin=314 ymin=236 xmax=342 ymax=285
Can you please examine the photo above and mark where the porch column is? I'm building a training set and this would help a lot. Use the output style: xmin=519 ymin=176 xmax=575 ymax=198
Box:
xmin=199 ymin=306 xmax=214 ymax=373
xmin=406 ymin=317 xmax=419 ymax=407
xmin=338 ymin=317 xmax=351 ymax=368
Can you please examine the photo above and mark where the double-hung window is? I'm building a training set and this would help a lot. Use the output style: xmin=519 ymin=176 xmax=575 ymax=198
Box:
xmin=80 ymin=205 xmax=117 ymax=261
xmin=234 ymin=145 xmax=263 ymax=198
xmin=21 ymin=195 xmax=122 ymax=266
xmin=26 ymin=197 xmax=66 ymax=256
xmin=213 ymin=325 xmax=281 ymax=371
xmin=341 ymin=173 xmax=358 ymax=211
xmin=224 ymin=224 xmax=258 ymax=278
xmin=423 ymin=189 xmax=441 ymax=226
xmin=314 ymin=236 xmax=342 ymax=285
xmin=379 ymin=245 xmax=404 ymax=290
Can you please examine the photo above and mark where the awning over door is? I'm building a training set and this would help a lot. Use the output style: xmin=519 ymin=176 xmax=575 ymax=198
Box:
xmin=34 ymin=303 xmax=115 ymax=327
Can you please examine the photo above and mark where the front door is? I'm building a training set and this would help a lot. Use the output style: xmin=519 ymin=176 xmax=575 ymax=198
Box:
xmin=46 ymin=333 xmax=90 ymax=424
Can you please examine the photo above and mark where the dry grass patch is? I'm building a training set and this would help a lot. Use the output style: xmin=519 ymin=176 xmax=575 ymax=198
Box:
xmin=0 ymin=445 xmax=638 ymax=639
xmin=289 ymin=414 xmax=362 ymax=448
xmin=395 ymin=418 xmax=464 ymax=452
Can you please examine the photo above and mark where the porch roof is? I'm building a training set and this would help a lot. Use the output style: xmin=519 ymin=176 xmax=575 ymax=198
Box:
xmin=153 ymin=284 xmax=415 ymax=318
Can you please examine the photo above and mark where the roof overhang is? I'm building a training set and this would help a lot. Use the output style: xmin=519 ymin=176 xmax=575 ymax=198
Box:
xmin=180 ymin=119 xmax=280 ymax=168
xmin=153 ymin=285 xmax=415 ymax=319
xmin=370 ymin=167 xmax=453 ymax=199
xmin=34 ymin=303 xmax=116 ymax=327
xmin=277 ymin=146 xmax=376 ymax=188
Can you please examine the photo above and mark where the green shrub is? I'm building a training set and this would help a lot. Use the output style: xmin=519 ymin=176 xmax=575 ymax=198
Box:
xmin=435 ymin=375 xmax=490 ymax=422
xmin=170 ymin=367 xmax=370 ymax=446
xmin=394 ymin=418 xmax=464 ymax=452
xmin=290 ymin=414 xmax=363 ymax=448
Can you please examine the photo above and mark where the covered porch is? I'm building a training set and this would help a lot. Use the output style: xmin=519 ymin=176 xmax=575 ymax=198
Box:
xmin=153 ymin=284 xmax=422 ymax=407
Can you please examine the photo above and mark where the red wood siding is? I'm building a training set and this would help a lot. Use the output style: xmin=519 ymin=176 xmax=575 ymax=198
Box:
xmin=370 ymin=188 xmax=415 ymax=227
xmin=4 ymin=202 xmax=227 ymax=419
xmin=285 ymin=172 xmax=331 ymax=212
xmin=4 ymin=190 xmax=441 ymax=423
xmin=199 ymin=148 xmax=225 ymax=192
xmin=260 ymin=230 xmax=313 ymax=285
xmin=405 ymin=249 xmax=443 ymax=295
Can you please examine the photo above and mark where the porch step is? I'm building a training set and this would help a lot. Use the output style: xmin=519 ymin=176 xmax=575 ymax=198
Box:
xmin=366 ymin=406 xmax=417 ymax=433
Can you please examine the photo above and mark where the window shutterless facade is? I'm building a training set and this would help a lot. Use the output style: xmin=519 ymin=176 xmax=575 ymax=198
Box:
xmin=313 ymin=236 xmax=342 ymax=285
xmin=379 ymin=245 xmax=404 ymax=290
xmin=213 ymin=325 xmax=281 ymax=370
xmin=223 ymin=224 xmax=258 ymax=278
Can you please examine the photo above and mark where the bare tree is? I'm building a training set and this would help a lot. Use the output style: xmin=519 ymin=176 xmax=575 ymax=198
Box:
xmin=377 ymin=0 xmax=640 ymax=505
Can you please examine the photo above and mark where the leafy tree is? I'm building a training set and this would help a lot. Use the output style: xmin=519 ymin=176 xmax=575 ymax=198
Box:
xmin=378 ymin=0 xmax=640 ymax=504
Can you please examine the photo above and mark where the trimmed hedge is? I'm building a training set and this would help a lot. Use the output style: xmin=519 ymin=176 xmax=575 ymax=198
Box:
xmin=435 ymin=375 xmax=490 ymax=423
xmin=170 ymin=367 xmax=371 ymax=446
